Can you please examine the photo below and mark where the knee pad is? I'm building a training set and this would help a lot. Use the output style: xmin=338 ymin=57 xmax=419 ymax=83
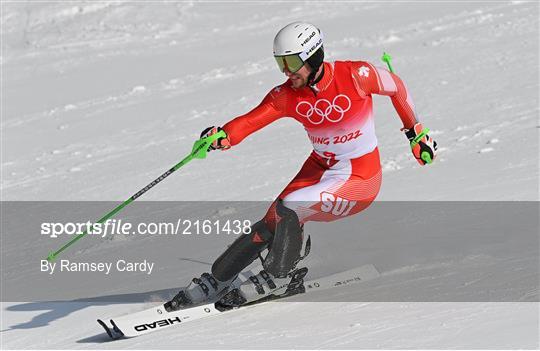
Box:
xmin=263 ymin=201 xmax=303 ymax=278
xmin=211 ymin=219 xmax=273 ymax=282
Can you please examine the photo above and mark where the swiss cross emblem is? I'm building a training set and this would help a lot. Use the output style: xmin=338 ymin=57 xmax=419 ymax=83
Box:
xmin=358 ymin=66 xmax=370 ymax=77
xmin=273 ymin=86 xmax=282 ymax=93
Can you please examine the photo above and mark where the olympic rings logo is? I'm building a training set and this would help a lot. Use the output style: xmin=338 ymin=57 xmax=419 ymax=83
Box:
xmin=295 ymin=94 xmax=351 ymax=125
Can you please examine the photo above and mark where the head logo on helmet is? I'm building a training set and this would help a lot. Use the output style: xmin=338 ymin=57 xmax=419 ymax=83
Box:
xmin=301 ymin=31 xmax=316 ymax=47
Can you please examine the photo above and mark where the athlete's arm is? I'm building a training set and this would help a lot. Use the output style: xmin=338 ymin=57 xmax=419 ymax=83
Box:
xmin=221 ymin=87 xmax=288 ymax=146
xmin=351 ymin=61 xmax=437 ymax=165
xmin=350 ymin=61 xmax=417 ymax=130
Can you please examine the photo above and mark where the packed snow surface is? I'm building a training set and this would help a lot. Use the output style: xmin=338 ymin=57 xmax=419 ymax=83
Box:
xmin=1 ymin=1 xmax=538 ymax=349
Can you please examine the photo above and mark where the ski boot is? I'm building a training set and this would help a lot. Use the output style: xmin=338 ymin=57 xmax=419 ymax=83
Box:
xmin=165 ymin=272 xmax=234 ymax=312
xmin=164 ymin=216 xmax=276 ymax=313
xmin=215 ymin=267 xmax=308 ymax=311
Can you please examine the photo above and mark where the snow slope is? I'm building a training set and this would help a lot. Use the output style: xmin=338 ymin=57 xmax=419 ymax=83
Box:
xmin=2 ymin=1 xmax=538 ymax=201
xmin=1 ymin=1 xmax=539 ymax=349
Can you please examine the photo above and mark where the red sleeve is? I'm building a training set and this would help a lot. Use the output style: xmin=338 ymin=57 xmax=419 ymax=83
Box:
xmin=222 ymin=86 xmax=288 ymax=146
xmin=351 ymin=61 xmax=417 ymax=129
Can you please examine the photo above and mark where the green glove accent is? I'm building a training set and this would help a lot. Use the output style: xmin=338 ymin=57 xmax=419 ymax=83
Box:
xmin=410 ymin=128 xmax=434 ymax=165
xmin=421 ymin=151 xmax=433 ymax=164
xmin=410 ymin=128 xmax=430 ymax=148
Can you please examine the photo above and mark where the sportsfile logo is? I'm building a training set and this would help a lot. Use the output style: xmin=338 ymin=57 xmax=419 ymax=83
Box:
xmin=134 ymin=317 xmax=181 ymax=332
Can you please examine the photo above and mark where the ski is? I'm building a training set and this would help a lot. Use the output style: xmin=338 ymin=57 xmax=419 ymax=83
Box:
xmin=97 ymin=264 xmax=380 ymax=339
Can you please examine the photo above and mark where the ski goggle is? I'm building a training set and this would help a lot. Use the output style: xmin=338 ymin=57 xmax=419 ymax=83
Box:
xmin=274 ymin=54 xmax=305 ymax=73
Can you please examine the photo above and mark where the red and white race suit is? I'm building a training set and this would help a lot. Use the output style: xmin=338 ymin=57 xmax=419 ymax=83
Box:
xmin=222 ymin=61 xmax=418 ymax=226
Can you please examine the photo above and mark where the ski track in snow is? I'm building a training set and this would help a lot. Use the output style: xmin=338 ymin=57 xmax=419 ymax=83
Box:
xmin=1 ymin=1 xmax=539 ymax=349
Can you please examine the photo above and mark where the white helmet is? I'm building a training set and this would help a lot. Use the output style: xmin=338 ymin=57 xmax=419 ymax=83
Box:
xmin=273 ymin=22 xmax=323 ymax=61
xmin=273 ymin=22 xmax=325 ymax=80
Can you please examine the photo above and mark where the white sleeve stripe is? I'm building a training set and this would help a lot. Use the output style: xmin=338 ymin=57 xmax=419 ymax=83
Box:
xmin=375 ymin=66 xmax=397 ymax=93
xmin=404 ymin=81 xmax=416 ymax=114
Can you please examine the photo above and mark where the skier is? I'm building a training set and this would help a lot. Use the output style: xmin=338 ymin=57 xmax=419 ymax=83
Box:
xmin=165 ymin=22 xmax=437 ymax=311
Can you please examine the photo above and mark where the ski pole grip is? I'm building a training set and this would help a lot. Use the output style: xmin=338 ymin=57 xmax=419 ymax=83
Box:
xmin=381 ymin=52 xmax=394 ymax=73
xmin=410 ymin=128 xmax=430 ymax=148
xmin=191 ymin=129 xmax=227 ymax=159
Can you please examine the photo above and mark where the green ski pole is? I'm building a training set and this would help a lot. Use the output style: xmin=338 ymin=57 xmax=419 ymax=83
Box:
xmin=46 ymin=129 xmax=226 ymax=262
xmin=381 ymin=52 xmax=394 ymax=73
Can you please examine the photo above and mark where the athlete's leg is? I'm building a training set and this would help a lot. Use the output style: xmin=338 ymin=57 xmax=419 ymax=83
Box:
xmin=210 ymin=149 xmax=380 ymax=284
xmin=211 ymin=219 xmax=273 ymax=282
xmin=258 ymin=148 xmax=381 ymax=279
xmin=209 ymin=152 xmax=327 ymax=283
xmin=262 ymin=200 xmax=304 ymax=277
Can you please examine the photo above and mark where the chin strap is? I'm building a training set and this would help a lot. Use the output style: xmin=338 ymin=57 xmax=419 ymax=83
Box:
xmin=308 ymin=64 xmax=325 ymax=87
